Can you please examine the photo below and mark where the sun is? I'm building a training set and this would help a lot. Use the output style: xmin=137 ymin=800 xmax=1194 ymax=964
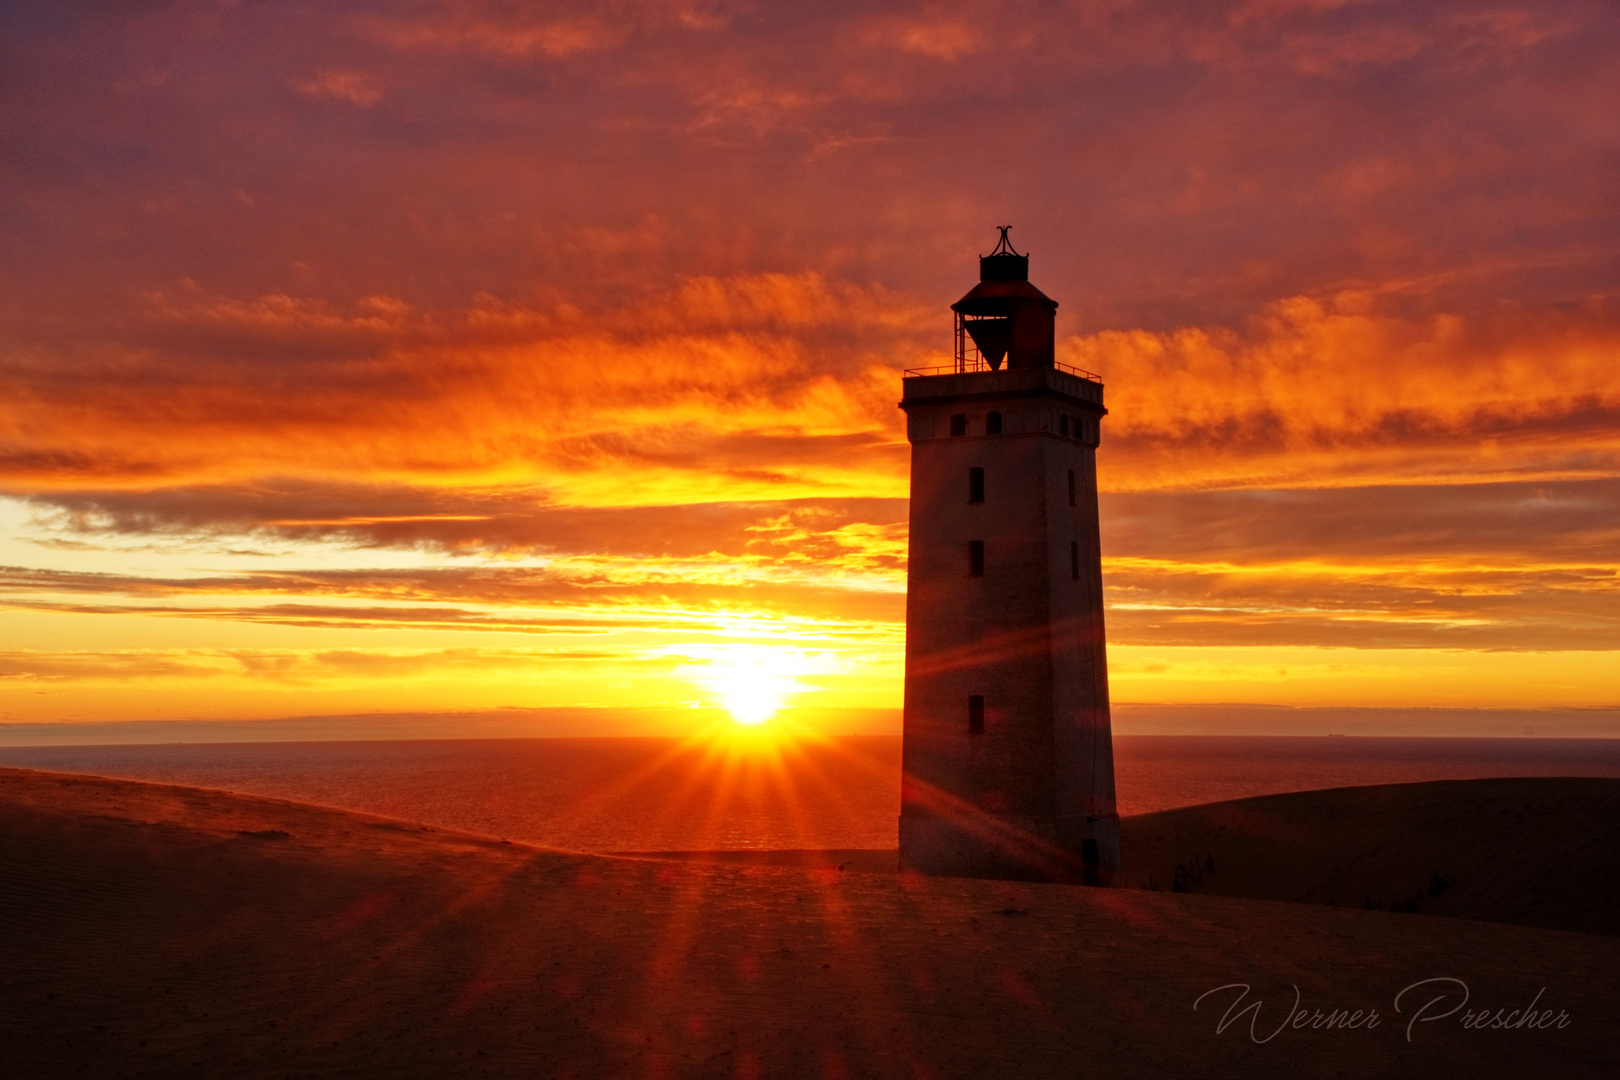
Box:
xmin=680 ymin=645 xmax=830 ymax=727
xmin=715 ymin=658 xmax=797 ymax=726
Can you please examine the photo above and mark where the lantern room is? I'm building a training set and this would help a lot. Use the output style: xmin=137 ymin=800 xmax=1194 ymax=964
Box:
xmin=950 ymin=227 xmax=1058 ymax=372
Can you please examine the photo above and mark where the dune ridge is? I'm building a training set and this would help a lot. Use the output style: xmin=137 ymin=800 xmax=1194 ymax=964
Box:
xmin=1119 ymin=777 xmax=1620 ymax=936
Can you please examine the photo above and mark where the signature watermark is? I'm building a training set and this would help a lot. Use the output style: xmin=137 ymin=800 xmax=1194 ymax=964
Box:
xmin=1193 ymin=979 xmax=1571 ymax=1044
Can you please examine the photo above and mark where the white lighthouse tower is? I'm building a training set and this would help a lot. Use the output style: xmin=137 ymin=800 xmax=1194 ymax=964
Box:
xmin=897 ymin=229 xmax=1120 ymax=884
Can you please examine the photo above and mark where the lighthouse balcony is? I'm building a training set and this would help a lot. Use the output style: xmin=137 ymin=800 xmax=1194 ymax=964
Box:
xmin=900 ymin=362 xmax=1105 ymax=410
xmin=904 ymin=356 xmax=1102 ymax=383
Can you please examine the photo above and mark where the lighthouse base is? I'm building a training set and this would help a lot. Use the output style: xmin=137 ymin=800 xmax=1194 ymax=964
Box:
xmin=898 ymin=812 xmax=1120 ymax=886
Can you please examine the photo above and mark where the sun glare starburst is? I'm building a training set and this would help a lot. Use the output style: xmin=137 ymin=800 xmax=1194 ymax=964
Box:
xmin=671 ymin=644 xmax=838 ymax=726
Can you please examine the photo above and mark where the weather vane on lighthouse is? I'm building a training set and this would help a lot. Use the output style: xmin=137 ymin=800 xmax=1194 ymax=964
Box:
xmin=897 ymin=228 xmax=1120 ymax=884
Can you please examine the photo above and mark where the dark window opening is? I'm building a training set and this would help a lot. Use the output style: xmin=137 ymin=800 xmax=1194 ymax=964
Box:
xmin=1067 ymin=469 xmax=1076 ymax=507
xmin=986 ymin=411 xmax=1002 ymax=435
xmin=968 ymin=467 xmax=984 ymax=504
xmin=1059 ymin=414 xmax=1069 ymax=437
xmin=968 ymin=695 xmax=985 ymax=734
xmin=1070 ymin=541 xmax=1080 ymax=580
xmin=949 ymin=414 xmax=967 ymax=437
xmin=968 ymin=540 xmax=984 ymax=577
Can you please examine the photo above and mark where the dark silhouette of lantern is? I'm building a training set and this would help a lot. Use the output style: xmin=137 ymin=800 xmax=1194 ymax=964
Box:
xmin=951 ymin=227 xmax=1057 ymax=371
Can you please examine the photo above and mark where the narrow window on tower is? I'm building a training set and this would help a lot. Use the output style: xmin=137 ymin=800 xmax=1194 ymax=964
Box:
xmin=968 ymin=540 xmax=985 ymax=577
xmin=1071 ymin=541 xmax=1080 ymax=580
xmin=968 ymin=467 xmax=984 ymax=504
xmin=949 ymin=414 xmax=967 ymax=437
xmin=1060 ymin=414 xmax=1069 ymax=437
xmin=1067 ymin=469 xmax=1076 ymax=507
xmin=986 ymin=411 xmax=1003 ymax=435
xmin=968 ymin=695 xmax=985 ymax=734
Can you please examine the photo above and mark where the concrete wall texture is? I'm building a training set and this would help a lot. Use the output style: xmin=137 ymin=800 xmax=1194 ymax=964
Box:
xmin=898 ymin=366 xmax=1121 ymax=884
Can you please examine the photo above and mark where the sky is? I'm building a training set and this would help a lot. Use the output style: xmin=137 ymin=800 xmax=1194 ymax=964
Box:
xmin=1 ymin=0 xmax=1617 ymax=734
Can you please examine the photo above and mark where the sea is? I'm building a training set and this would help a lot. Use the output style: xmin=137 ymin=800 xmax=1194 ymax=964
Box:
xmin=2 ymin=736 xmax=1618 ymax=852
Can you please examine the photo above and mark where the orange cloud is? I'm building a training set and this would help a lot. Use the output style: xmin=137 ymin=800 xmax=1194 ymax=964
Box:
xmin=1077 ymin=294 xmax=1620 ymax=491
xmin=12 ymin=272 xmax=1617 ymax=510
xmin=1 ymin=273 xmax=929 ymax=504
xmin=357 ymin=9 xmax=634 ymax=59
xmin=862 ymin=16 xmax=983 ymax=62
xmin=291 ymin=71 xmax=384 ymax=107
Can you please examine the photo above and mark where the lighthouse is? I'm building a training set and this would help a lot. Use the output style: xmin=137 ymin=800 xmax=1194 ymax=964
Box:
xmin=897 ymin=229 xmax=1120 ymax=885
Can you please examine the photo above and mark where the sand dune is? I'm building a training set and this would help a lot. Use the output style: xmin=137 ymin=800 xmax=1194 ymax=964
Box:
xmin=3 ymin=767 xmax=1617 ymax=1078
xmin=1119 ymin=777 xmax=1620 ymax=936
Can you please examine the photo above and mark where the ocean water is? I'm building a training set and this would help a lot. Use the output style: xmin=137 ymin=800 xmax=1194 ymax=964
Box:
xmin=2 ymin=736 xmax=1618 ymax=852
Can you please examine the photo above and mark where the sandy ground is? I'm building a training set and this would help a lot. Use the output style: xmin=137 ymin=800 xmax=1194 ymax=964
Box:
xmin=3 ymin=767 xmax=1617 ymax=1079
